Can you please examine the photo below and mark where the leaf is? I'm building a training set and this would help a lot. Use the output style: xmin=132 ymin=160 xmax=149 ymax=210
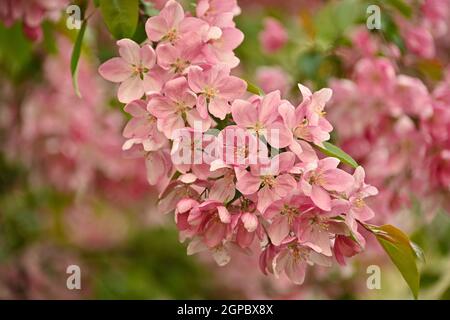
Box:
xmin=313 ymin=141 xmax=358 ymax=168
xmin=410 ymin=241 xmax=426 ymax=263
xmin=373 ymin=224 xmax=421 ymax=299
xmin=246 ymin=81 xmax=264 ymax=95
xmin=384 ymin=0 xmax=412 ymax=18
xmin=99 ymin=0 xmax=139 ymax=39
xmin=70 ymin=18 xmax=87 ymax=98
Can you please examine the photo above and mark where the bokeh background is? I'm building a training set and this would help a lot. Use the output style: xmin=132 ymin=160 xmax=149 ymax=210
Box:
xmin=1 ymin=0 xmax=450 ymax=299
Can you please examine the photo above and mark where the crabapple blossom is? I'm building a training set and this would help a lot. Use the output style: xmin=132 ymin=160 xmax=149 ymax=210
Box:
xmin=98 ymin=0 xmax=379 ymax=286
xmin=188 ymin=65 xmax=247 ymax=120
xmin=98 ymin=39 xmax=158 ymax=103
xmin=259 ymin=17 xmax=288 ymax=54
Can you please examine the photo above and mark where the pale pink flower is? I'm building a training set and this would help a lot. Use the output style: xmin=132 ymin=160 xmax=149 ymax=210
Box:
xmin=296 ymin=211 xmax=347 ymax=257
xmin=98 ymin=39 xmax=157 ymax=103
xmin=156 ymin=37 xmax=205 ymax=74
xmin=231 ymin=90 xmax=292 ymax=148
xmin=272 ymin=241 xmax=331 ymax=285
xmin=300 ymin=157 xmax=355 ymax=211
xmin=342 ymin=166 xmax=378 ymax=232
xmin=259 ymin=18 xmax=288 ymax=54
xmin=403 ymin=24 xmax=435 ymax=59
xmin=264 ymin=195 xmax=314 ymax=245
xmin=196 ymin=0 xmax=241 ymax=28
xmin=122 ymin=100 xmax=167 ymax=151
xmin=145 ymin=0 xmax=208 ymax=44
xmin=148 ymin=77 xmax=210 ymax=138
xmin=390 ymin=75 xmax=433 ymax=119
xmin=188 ymin=65 xmax=247 ymax=119
xmin=202 ymin=27 xmax=244 ymax=68
xmin=235 ymin=152 xmax=297 ymax=213
xmin=354 ymin=57 xmax=396 ymax=97
xmin=178 ymin=200 xmax=234 ymax=248
xmin=256 ymin=66 xmax=290 ymax=97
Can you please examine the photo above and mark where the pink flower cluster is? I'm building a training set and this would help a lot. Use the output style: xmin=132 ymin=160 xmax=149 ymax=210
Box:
xmin=397 ymin=0 xmax=449 ymax=60
xmin=0 ymin=0 xmax=68 ymax=41
xmin=329 ymin=30 xmax=450 ymax=218
xmin=99 ymin=0 xmax=378 ymax=285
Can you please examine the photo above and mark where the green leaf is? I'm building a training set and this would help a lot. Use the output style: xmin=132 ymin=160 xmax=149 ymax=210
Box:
xmin=246 ymin=81 xmax=264 ymax=95
xmin=373 ymin=224 xmax=421 ymax=299
xmin=99 ymin=0 xmax=139 ymax=39
xmin=70 ymin=18 xmax=88 ymax=97
xmin=313 ymin=141 xmax=358 ymax=168
xmin=384 ymin=0 xmax=412 ymax=18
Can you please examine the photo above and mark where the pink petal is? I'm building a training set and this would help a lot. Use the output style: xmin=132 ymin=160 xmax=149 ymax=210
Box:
xmin=145 ymin=15 xmax=169 ymax=42
xmin=98 ymin=58 xmax=131 ymax=82
xmin=285 ymin=257 xmax=307 ymax=285
xmin=217 ymin=76 xmax=247 ymax=100
xmin=268 ymin=216 xmax=290 ymax=245
xmin=187 ymin=67 xmax=206 ymax=93
xmin=311 ymin=185 xmax=331 ymax=211
xmin=124 ymin=100 xmax=147 ymax=117
xmin=321 ymin=169 xmax=355 ymax=192
xmin=235 ymin=171 xmax=261 ymax=195
xmin=118 ymin=76 xmax=144 ymax=103
xmin=231 ymin=99 xmax=258 ymax=127
xmin=259 ymin=90 xmax=281 ymax=124
xmin=140 ymin=45 xmax=156 ymax=68
xmin=208 ymin=98 xmax=230 ymax=120
xmin=241 ymin=212 xmax=258 ymax=232
xmin=117 ymin=39 xmax=141 ymax=65
xmin=204 ymin=221 xmax=226 ymax=248
xmin=160 ymin=0 xmax=185 ymax=29
xmin=257 ymin=186 xmax=280 ymax=213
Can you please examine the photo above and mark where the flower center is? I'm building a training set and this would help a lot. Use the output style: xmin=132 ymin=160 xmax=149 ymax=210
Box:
xmin=261 ymin=175 xmax=275 ymax=188
xmin=281 ymin=204 xmax=300 ymax=224
xmin=203 ymin=86 xmax=218 ymax=100
xmin=288 ymin=244 xmax=308 ymax=262
xmin=171 ymin=58 xmax=190 ymax=74
xmin=308 ymin=173 xmax=324 ymax=186
xmin=164 ymin=28 xmax=179 ymax=43
xmin=355 ymin=198 xmax=366 ymax=208
xmin=132 ymin=64 xmax=149 ymax=80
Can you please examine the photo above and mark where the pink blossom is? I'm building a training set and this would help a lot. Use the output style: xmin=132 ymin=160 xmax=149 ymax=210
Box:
xmin=403 ymin=24 xmax=436 ymax=59
xmin=259 ymin=18 xmax=288 ymax=54
xmin=278 ymin=85 xmax=333 ymax=160
xmin=98 ymin=39 xmax=158 ymax=103
xmin=354 ymin=57 xmax=396 ymax=97
xmin=202 ymin=27 xmax=244 ymax=68
xmin=145 ymin=0 xmax=208 ymax=44
xmin=300 ymin=157 xmax=354 ymax=211
xmin=156 ymin=37 xmax=205 ymax=74
xmin=256 ymin=66 xmax=290 ymax=97
xmin=122 ymin=100 xmax=167 ymax=151
xmin=264 ymin=194 xmax=314 ymax=245
xmin=196 ymin=0 xmax=241 ymax=28
xmin=148 ymin=77 xmax=210 ymax=138
xmin=272 ymin=241 xmax=331 ymax=285
xmin=235 ymin=152 xmax=297 ymax=213
xmin=188 ymin=65 xmax=246 ymax=119
xmin=231 ymin=90 xmax=292 ymax=148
